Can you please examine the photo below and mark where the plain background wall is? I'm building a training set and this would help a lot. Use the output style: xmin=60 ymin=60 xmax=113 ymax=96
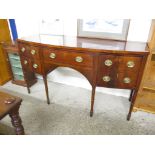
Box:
xmin=16 ymin=19 xmax=152 ymax=42
xmin=15 ymin=19 xmax=152 ymax=97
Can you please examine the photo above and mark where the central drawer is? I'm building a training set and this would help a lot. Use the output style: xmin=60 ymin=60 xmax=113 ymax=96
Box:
xmin=43 ymin=48 xmax=93 ymax=68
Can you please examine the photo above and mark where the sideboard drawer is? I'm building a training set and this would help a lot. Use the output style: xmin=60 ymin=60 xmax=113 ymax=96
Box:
xmin=29 ymin=46 xmax=40 ymax=60
xmin=118 ymin=56 xmax=142 ymax=73
xmin=117 ymin=73 xmax=138 ymax=88
xmin=43 ymin=48 xmax=93 ymax=68
xmin=64 ymin=51 xmax=93 ymax=68
xmin=19 ymin=43 xmax=30 ymax=58
xmin=97 ymin=54 xmax=118 ymax=87
xmin=43 ymin=48 xmax=64 ymax=63
xmin=21 ymin=57 xmax=41 ymax=74
xmin=19 ymin=43 xmax=40 ymax=60
xmin=20 ymin=56 xmax=32 ymax=71
xmin=31 ymin=59 xmax=42 ymax=74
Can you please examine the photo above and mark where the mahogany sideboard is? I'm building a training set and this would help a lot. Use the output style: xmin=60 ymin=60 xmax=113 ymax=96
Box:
xmin=17 ymin=35 xmax=149 ymax=120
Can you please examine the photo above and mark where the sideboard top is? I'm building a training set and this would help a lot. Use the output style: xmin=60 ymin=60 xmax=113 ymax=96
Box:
xmin=19 ymin=35 xmax=149 ymax=54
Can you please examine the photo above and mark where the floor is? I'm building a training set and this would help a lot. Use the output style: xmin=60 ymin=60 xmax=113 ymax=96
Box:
xmin=0 ymin=80 xmax=155 ymax=135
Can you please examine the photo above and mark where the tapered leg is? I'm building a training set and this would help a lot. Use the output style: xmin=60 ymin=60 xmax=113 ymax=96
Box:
xmin=9 ymin=105 xmax=25 ymax=135
xmin=127 ymin=89 xmax=137 ymax=121
xmin=129 ymin=89 xmax=134 ymax=101
xmin=27 ymin=87 xmax=31 ymax=94
xmin=90 ymin=86 xmax=96 ymax=117
xmin=43 ymin=75 xmax=50 ymax=104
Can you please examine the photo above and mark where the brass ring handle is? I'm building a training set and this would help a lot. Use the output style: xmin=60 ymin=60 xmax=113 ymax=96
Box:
xmin=123 ymin=77 xmax=131 ymax=83
xmin=21 ymin=47 xmax=25 ymax=52
xmin=33 ymin=64 xmax=38 ymax=69
xmin=75 ymin=56 xmax=83 ymax=63
xmin=49 ymin=53 xmax=56 ymax=59
xmin=31 ymin=50 xmax=36 ymax=55
xmin=102 ymin=76 xmax=111 ymax=82
xmin=104 ymin=59 xmax=113 ymax=66
xmin=24 ymin=60 xmax=28 ymax=65
xmin=127 ymin=61 xmax=135 ymax=68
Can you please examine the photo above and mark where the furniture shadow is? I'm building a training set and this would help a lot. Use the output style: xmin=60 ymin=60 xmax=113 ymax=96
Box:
xmin=0 ymin=123 xmax=15 ymax=135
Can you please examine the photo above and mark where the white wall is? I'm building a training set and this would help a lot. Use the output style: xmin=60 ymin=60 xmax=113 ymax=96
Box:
xmin=127 ymin=19 xmax=152 ymax=42
xmin=15 ymin=19 xmax=40 ymax=38
xmin=16 ymin=19 xmax=152 ymax=42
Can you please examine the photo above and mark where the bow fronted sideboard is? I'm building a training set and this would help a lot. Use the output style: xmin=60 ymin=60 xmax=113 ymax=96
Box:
xmin=17 ymin=35 xmax=149 ymax=120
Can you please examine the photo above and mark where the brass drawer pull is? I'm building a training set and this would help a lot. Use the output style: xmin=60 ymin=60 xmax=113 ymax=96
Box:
xmin=49 ymin=53 xmax=56 ymax=59
xmin=33 ymin=64 xmax=38 ymax=69
xmin=31 ymin=50 xmax=36 ymax=55
xmin=24 ymin=60 xmax=28 ymax=65
xmin=102 ymin=76 xmax=111 ymax=82
xmin=21 ymin=47 xmax=25 ymax=52
xmin=123 ymin=77 xmax=131 ymax=83
xmin=75 ymin=56 xmax=83 ymax=63
xmin=127 ymin=61 xmax=135 ymax=68
xmin=105 ymin=59 xmax=113 ymax=66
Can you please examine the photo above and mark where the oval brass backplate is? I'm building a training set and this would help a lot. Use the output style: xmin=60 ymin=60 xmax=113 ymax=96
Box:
xmin=33 ymin=64 xmax=38 ymax=69
xmin=49 ymin=53 xmax=56 ymax=59
xmin=21 ymin=47 xmax=25 ymax=52
xmin=127 ymin=61 xmax=135 ymax=68
xmin=123 ymin=77 xmax=131 ymax=83
xmin=75 ymin=56 xmax=83 ymax=63
xmin=24 ymin=60 xmax=28 ymax=65
xmin=31 ymin=50 xmax=36 ymax=55
xmin=104 ymin=59 xmax=113 ymax=66
xmin=102 ymin=76 xmax=111 ymax=82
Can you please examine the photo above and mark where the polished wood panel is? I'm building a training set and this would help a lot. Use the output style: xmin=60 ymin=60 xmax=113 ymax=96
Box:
xmin=42 ymin=48 xmax=94 ymax=68
xmin=17 ymin=35 xmax=149 ymax=120
xmin=0 ymin=19 xmax=12 ymax=85
xmin=97 ymin=54 xmax=118 ymax=88
xmin=97 ymin=54 xmax=142 ymax=89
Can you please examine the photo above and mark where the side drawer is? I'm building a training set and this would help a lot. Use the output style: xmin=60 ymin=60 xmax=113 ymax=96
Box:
xmin=118 ymin=56 xmax=142 ymax=73
xmin=18 ymin=43 xmax=40 ymax=60
xmin=20 ymin=56 xmax=42 ymax=74
xmin=117 ymin=56 xmax=142 ymax=88
xmin=97 ymin=54 xmax=118 ymax=88
xmin=31 ymin=59 xmax=42 ymax=74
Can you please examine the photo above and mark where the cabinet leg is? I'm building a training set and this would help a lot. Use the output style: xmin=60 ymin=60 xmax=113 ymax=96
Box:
xmin=43 ymin=75 xmax=50 ymax=104
xmin=129 ymin=89 xmax=134 ymax=101
xmin=90 ymin=86 xmax=96 ymax=117
xmin=9 ymin=104 xmax=25 ymax=135
xmin=127 ymin=89 xmax=137 ymax=121
xmin=27 ymin=87 xmax=30 ymax=94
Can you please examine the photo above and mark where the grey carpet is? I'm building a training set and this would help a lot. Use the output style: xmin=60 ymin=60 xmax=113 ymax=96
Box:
xmin=0 ymin=81 xmax=155 ymax=135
